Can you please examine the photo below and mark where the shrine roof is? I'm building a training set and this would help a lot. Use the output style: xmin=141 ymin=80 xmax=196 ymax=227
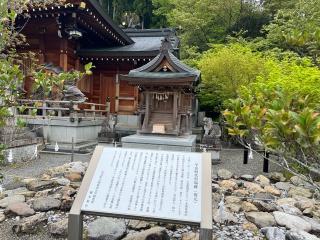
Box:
xmin=125 ymin=72 xmax=195 ymax=79
xmin=86 ymin=0 xmax=134 ymax=45
xmin=77 ymin=28 xmax=179 ymax=58
xmin=119 ymin=38 xmax=200 ymax=85
xmin=77 ymin=36 xmax=165 ymax=57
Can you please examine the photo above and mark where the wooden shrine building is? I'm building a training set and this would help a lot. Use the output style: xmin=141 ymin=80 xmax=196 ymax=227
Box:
xmin=120 ymin=39 xmax=200 ymax=136
xmin=16 ymin=0 xmax=179 ymax=115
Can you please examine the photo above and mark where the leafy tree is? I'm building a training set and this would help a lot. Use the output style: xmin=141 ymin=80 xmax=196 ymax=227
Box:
xmin=263 ymin=0 xmax=320 ymax=65
xmin=262 ymin=0 xmax=298 ymax=16
xmin=224 ymin=87 xmax=320 ymax=190
xmin=196 ymin=43 xmax=266 ymax=112
xmin=0 ymin=1 xmax=93 ymax=169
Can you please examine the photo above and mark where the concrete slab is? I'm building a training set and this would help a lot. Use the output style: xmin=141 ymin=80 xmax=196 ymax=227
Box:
xmin=121 ymin=134 xmax=197 ymax=152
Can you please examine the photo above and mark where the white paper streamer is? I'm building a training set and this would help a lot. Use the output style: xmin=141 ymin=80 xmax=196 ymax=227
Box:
xmin=33 ymin=145 xmax=38 ymax=159
xmin=218 ymin=194 xmax=225 ymax=223
xmin=248 ymin=143 xmax=253 ymax=160
xmin=7 ymin=149 xmax=13 ymax=163
xmin=55 ymin=142 xmax=59 ymax=152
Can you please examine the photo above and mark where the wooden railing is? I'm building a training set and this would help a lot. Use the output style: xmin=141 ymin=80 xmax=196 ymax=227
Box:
xmin=15 ymin=99 xmax=109 ymax=118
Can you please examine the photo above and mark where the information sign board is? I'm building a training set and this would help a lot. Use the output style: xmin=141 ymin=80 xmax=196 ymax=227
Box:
xmin=81 ymin=147 xmax=202 ymax=223
xmin=68 ymin=146 xmax=212 ymax=240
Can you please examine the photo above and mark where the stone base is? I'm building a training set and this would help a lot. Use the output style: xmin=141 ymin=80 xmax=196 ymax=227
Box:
xmin=121 ymin=134 xmax=197 ymax=152
xmin=4 ymin=143 xmax=39 ymax=164
xmin=98 ymin=132 xmax=118 ymax=143
xmin=25 ymin=117 xmax=103 ymax=144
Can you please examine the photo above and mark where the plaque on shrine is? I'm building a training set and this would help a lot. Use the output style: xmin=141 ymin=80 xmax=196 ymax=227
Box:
xmin=69 ymin=146 xmax=212 ymax=240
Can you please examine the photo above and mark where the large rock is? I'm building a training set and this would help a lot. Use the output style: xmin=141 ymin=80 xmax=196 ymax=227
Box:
xmin=264 ymin=186 xmax=281 ymax=196
xmin=294 ymin=197 xmax=315 ymax=211
xmin=268 ymin=172 xmax=286 ymax=183
xmin=279 ymin=204 xmax=302 ymax=216
xmin=128 ymin=220 xmax=151 ymax=230
xmin=288 ymin=187 xmax=313 ymax=198
xmin=244 ymin=182 xmax=265 ymax=193
xmin=217 ymin=169 xmax=233 ymax=180
xmin=275 ymin=182 xmax=292 ymax=191
xmin=182 ymin=232 xmax=199 ymax=240
xmin=242 ymin=222 xmax=258 ymax=232
xmin=64 ymin=172 xmax=82 ymax=182
xmin=233 ymin=189 xmax=250 ymax=197
xmin=12 ymin=212 xmax=47 ymax=233
xmin=213 ymin=208 xmax=238 ymax=224
xmin=225 ymin=196 xmax=241 ymax=204
xmin=48 ymin=218 xmax=68 ymax=237
xmin=69 ymin=161 xmax=87 ymax=173
xmin=241 ymin=201 xmax=258 ymax=212
xmin=255 ymin=175 xmax=271 ymax=187
xmin=26 ymin=180 xmax=56 ymax=191
xmin=253 ymin=200 xmax=278 ymax=212
xmin=276 ymin=198 xmax=296 ymax=207
xmin=261 ymin=227 xmax=285 ymax=240
xmin=219 ymin=180 xmax=238 ymax=190
xmin=53 ymin=177 xmax=71 ymax=186
xmin=290 ymin=176 xmax=308 ymax=186
xmin=0 ymin=195 xmax=25 ymax=208
xmin=6 ymin=202 xmax=35 ymax=216
xmin=285 ymin=230 xmax=320 ymax=240
xmin=32 ymin=197 xmax=61 ymax=211
xmin=240 ymin=175 xmax=255 ymax=182
xmin=3 ymin=187 xmax=29 ymax=197
xmin=88 ymin=218 xmax=126 ymax=240
xmin=0 ymin=213 xmax=5 ymax=222
xmin=226 ymin=203 xmax=241 ymax=213
xmin=122 ymin=227 xmax=169 ymax=240
xmin=302 ymin=216 xmax=320 ymax=233
xmin=273 ymin=211 xmax=312 ymax=232
xmin=245 ymin=212 xmax=276 ymax=228
xmin=254 ymin=192 xmax=276 ymax=201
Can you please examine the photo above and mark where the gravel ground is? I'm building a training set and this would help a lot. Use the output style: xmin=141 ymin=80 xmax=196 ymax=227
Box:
xmin=2 ymin=152 xmax=92 ymax=189
xmin=0 ymin=218 xmax=65 ymax=240
xmin=213 ymin=148 xmax=278 ymax=176
xmin=0 ymin=145 xmax=279 ymax=240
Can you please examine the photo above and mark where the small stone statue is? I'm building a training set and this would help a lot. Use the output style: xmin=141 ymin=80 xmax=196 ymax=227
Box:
xmin=202 ymin=117 xmax=222 ymax=147
xmin=98 ymin=114 xmax=118 ymax=143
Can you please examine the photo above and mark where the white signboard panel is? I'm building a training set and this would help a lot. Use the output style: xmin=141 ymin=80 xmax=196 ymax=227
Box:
xmin=81 ymin=147 xmax=202 ymax=223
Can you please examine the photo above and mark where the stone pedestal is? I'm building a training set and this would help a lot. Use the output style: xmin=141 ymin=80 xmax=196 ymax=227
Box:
xmin=121 ymin=134 xmax=197 ymax=152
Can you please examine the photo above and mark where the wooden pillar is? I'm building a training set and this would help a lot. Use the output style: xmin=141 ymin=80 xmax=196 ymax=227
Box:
xmin=142 ymin=91 xmax=150 ymax=130
xmin=115 ymin=74 xmax=120 ymax=113
xmin=75 ymin=58 xmax=80 ymax=71
xmin=39 ymin=34 xmax=45 ymax=64
xmin=173 ymin=92 xmax=178 ymax=130
xmin=59 ymin=39 xmax=68 ymax=71
xmin=133 ymin=86 xmax=139 ymax=112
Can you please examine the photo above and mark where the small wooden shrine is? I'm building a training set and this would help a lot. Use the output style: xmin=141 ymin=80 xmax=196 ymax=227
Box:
xmin=120 ymin=39 xmax=200 ymax=136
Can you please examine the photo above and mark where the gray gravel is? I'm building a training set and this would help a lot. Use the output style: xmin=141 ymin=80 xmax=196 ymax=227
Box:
xmin=0 ymin=218 xmax=65 ymax=240
xmin=212 ymin=148 xmax=279 ymax=176
xmin=2 ymin=152 xmax=91 ymax=189
xmin=0 ymin=145 xmax=279 ymax=239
